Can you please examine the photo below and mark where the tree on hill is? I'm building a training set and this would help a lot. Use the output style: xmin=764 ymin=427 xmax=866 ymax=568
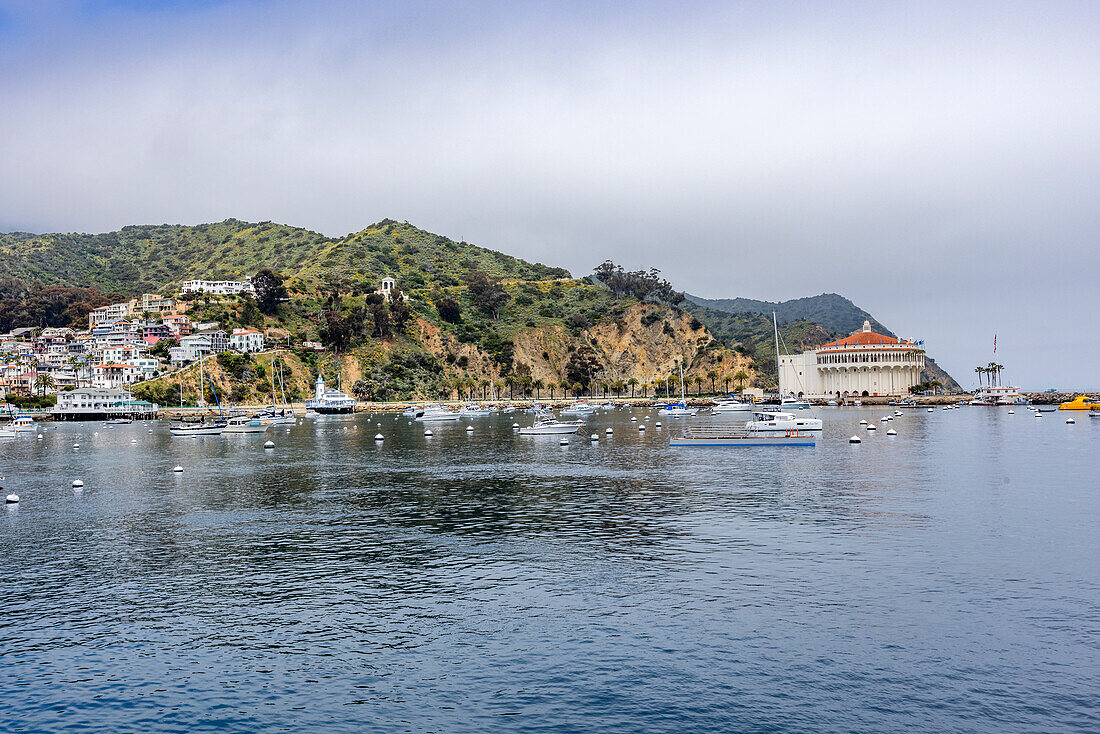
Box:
xmin=592 ymin=261 xmax=684 ymax=305
xmin=252 ymin=270 xmax=288 ymax=315
xmin=465 ymin=269 xmax=509 ymax=319
xmin=434 ymin=295 xmax=462 ymax=323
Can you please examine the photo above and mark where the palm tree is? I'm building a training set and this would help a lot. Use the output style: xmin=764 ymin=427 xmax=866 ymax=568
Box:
xmin=974 ymin=366 xmax=983 ymax=387
xmin=547 ymin=380 xmax=557 ymax=400
xmin=693 ymin=375 xmax=705 ymax=396
xmin=723 ymin=374 xmax=731 ymax=393
xmin=35 ymin=374 xmax=56 ymax=396
xmin=532 ymin=379 xmax=544 ymax=399
xmin=733 ymin=369 xmax=749 ymax=393
xmin=627 ymin=377 xmax=638 ymax=398
xmin=504 ymin=375 xmax=515 ymax=399
xmin=706 ymin=370 xmax=718 ymax=395
xmin=572 ymin=381 xmax=583 ymax=398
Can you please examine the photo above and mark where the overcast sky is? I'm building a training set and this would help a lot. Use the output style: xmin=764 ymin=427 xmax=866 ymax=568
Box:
xmin=2 ymin=0 xmax=1098 ymax=389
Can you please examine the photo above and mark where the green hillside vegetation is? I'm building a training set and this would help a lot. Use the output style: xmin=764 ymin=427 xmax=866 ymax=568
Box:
xmin=686 ymin=293 xmax=891 ymax=337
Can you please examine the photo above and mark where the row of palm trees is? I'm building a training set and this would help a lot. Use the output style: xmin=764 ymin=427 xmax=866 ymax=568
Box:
xmin=444 ymin=369 xmax=753 ymax=402
xmin=974 ymin=362 xmax=1005 ymax=387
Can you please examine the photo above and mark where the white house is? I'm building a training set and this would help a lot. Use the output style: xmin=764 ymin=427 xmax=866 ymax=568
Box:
xmin=88 ymin=302 xmax=131 ymax=329
xmin=171 ymin=329 xmax=228 ymax=364
xmin=180 ymin=278 xmax=255 ymax=296
xmin=229 ymin=328 xmax=264 ymax=353
xmin=779 ymin=321 xmax=926 ymax=399
xmin=92 ymin=362 xmax=143 ymax=389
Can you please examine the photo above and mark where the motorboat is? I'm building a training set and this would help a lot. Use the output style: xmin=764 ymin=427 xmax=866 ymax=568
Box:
xmin=518 ymin=415 xmax=584 ymax=435
xmin=0 ymin=427 xmax=16 ymax=439
xmin=745 ymin=410 xmax=823 ymax=434
xmin=971 ymin=385 xmax=1028 ymax=406
xmin=401 ymin=405 xmax=421 ymax=417
xmin=658 ymin=402 xmax=698 ymax=417
xmin=826 ymin=399 xmax=838 ymax=406
xmin=560 ymin=402 xmax=595 ymax=416
xmin=222 ymin=415 xmax=271 ymax=434
xmin=305 ymin=374 xmax=355 ymax=414
xmin=779 ymin=396 xmax=813 ymax=411
xmin=524 ymin=404 xmax=545 ymax=414
xmin=106 ymin=417 xmax=133 ymax=425
xmin=1058 ymin=395 xmax=1099 ymax=411
xmin=458 ymin=403 xmax=493 ymax=417
xmin=7 ymin=415 xmax=37 ymax=433
xmin=711 ymin=398 xmax=754 ymax=417
xmin=598 ymin=402 xmax=614 ymax=410
xmin=414 ymin=404 xmax=460 ymax=422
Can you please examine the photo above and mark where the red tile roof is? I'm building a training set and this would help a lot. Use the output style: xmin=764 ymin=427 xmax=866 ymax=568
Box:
xmin=821 ymin=331 xmax=915 ymax=348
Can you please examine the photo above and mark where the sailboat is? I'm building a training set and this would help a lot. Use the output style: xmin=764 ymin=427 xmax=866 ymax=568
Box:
xmin=256 ymin=359 xmax=297 ymax=424
xmin=659 ymin=362 xmax=697 ymax=417
xmin=170 ymin=356 xmax=227 ymax=436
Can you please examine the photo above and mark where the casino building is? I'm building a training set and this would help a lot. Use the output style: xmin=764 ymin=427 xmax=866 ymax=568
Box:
xmin=778 ymin=321 xmax=925 ymax=399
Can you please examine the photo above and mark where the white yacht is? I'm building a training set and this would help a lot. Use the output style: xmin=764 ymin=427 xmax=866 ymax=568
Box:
xmin=560 ymin=402 xmax=595 ymax=416
xmin=0 ymin=427 xmax=16 ymax=439
xmin=779 ymin=396 xmax=813 ymax=411
xmin=414 ymin=404 xmax=460 ymax=422
xmin=745 ymin=410 xmax=823 ymax=434
xmin=458 ymin=403 xmax=493 ymax=417
xmin=711 ymin=398 xmax=754 ymax=418
xmin=222 ymin=415 xmax=270 ymax=434
xmin=658 ymin=403 xmax=698 ymax=417
xmin=305 ymin=374 xmax=355 ymax=414
xmin=518 ymin=414 xmax=584 ymax=435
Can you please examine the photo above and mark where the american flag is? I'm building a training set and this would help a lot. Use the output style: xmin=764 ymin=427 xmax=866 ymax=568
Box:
xmin=993 ymin=334 xmax=997 ymax=354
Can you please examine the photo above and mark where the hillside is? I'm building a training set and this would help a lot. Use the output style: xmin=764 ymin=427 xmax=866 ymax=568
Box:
xmin=0 ymin=219 xmax=568 ymax=297
xmin=686 ymin=293 xmax=892 ymax=336
xmin=2 ymin=218 xmax=957 ymax=396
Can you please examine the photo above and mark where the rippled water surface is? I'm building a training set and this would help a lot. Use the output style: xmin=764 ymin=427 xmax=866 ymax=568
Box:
xmin=2 ymin=407 xmax=1098 ymax=732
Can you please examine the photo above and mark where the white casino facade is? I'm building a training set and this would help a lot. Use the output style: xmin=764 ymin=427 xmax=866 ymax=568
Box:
xmin=779 ymin=321 xmax=925 ymax=398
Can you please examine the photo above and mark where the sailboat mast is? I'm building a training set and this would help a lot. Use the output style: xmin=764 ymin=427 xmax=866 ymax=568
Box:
xmin=679 ymin=361 xmax=686 ymax=403
xmin=773 ymin=311 xmax=780 ymax=394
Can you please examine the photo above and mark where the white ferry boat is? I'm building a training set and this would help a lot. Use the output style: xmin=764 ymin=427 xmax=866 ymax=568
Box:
xmin=305 ymin=374 xmax=355 ymax=414
xmin=970 ymin=385 xmax=1027 ymax=406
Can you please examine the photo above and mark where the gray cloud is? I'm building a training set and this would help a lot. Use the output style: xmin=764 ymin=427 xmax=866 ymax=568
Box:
xmin=1 ymin=0 xmax=1098 ymax=388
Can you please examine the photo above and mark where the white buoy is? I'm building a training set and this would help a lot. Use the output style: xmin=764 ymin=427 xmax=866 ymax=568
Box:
xmin=424 ymin=429 xmax=433 ymax=436
xmin=927 ymin=408 xmax=934 ymax=412
xmin=849 ymin=435 xmax=861 ymax=443
xmin=130 ymin=439 xmax=137 ymax=443
xmin=655 ymin=421 xmax=662 ymax=427
xmin=1035 ymin=412 xmax=1042 ymax=418
xmin=867 ymin=423 xmax=876 ymax=430
xmin=1008 ymin=410 xmax=1015 ymax=414
xmin=375 ymin=433 xmax=384 ymax=441
xmin=859 ymin=419 xmax=867 ymax=425
xmin=37 ymin=433 xmax=43 ymax=439
xmin=5 ymin=494 xmax=18 ymax=503
xmin=465 ymin=426 xmax=474 ymax=432
xmin=72 ymin=480 xmax=84 ymax=487
xmin=512 ymin=423 xmax=520 ymax=429
xmin=172 ymin=465 xmax=183 ymax=472
xmin=895 ymin=411 xmax=903 ymax=416
xmin=72 ymin=443 xmax=79 ymax=448
xmin=342 ymin=426 xmax=348 ymax=430
xmin=605 ymin=428 xmax=613 ymax=434
xmin=881 ymin=416 xmax=890 ymax=422
xmin=264 ymin=441 xmax=275 ymax=448
xmin=590 ymin=434 xmax=599 ymax=441
xmin=631 ymin=417 xmax=637 ymax=422
xmin=1066 ymin=418 xmax=1075 ymax=424
xmin=638 ymin=425 xmax=645 ymax=431
xmin=559 ymin=437 xmax=569 ymax=445
xmin=887 ymin=429 xmax=897 ymax=435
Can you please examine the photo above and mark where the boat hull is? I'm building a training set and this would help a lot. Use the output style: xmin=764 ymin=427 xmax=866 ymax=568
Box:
xmin=671 ymin=435 xmax=815 ymax=447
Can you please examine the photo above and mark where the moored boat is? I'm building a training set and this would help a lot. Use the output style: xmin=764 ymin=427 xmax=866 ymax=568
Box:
xmin=518 ymin=415 xmax=584 ymax=435
xmin=671 ymin=425 xmax=815 ymax=447
xmin=1058 ymin=395 xmax=1099 ymax=411
xmin=745 ymin=410 xmax=823 ymax=434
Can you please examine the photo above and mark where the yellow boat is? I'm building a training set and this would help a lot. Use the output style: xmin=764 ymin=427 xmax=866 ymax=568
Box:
xmin=1058 ymin=395 xmax=1100 ymax=410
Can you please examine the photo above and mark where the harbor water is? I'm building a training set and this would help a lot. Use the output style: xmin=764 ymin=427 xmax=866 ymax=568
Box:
xmin=1 ymin=407 xmax=1097 ymax=732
